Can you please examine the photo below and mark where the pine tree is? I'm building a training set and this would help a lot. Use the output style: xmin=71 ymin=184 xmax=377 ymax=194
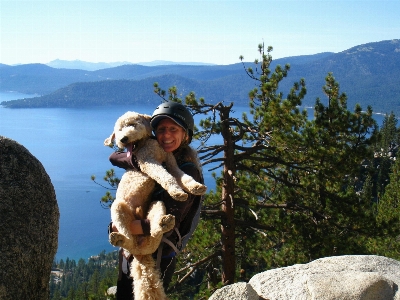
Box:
xmin=95 ymin=43 xmax=390 ymax=295
xmin=374 ymin=156 xmax=400 ymax=257
xmin=157 ymin=44 xmax=379 ymax=290
xmin=374 ymin=112 xmax=398 ymax=197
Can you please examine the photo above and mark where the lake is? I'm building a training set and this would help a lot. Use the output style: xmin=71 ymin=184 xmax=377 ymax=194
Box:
xmin=0 ymin=92 xmax=385 ymax=261
xmin=0 ymin=92 xmax=224 ymax=261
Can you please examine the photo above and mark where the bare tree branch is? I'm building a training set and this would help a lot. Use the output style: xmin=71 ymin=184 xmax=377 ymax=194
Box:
xmin=174 ymin=250 xmax=221 ymax=276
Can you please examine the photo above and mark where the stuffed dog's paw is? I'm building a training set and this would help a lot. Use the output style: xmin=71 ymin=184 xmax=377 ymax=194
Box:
xmin=169 ymin=189 xmax=188 ymax=201
xmin=189 ymin=182 xmax=207 ymax=195
xmin=179 ymin=174 xmax=207 ymax=195
xmin=160 ymin=214 xmax=175 ymax=232
xmin=109 ymin=232 xmax=126 ymax=247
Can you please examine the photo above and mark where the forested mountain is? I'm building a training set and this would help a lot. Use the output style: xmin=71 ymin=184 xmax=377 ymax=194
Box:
xmin=286 ymin=39 xmax=400 ymax=114
xmin=1 ymin=39 xmax=399 ymax=115
xmin=0 ymin=52 xmax=333 ymax=95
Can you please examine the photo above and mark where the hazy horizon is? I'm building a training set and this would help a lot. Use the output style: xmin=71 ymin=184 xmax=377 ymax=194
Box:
xmin=2 ymin=1 xmax=399 ymax=66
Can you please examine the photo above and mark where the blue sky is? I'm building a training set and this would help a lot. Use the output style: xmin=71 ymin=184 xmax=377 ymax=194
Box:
xmin=1 ymin=0 xmax=399 ymax=65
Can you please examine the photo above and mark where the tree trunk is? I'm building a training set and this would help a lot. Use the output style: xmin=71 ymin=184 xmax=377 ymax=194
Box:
xmin=220 ymin=104 xmax=236 ymax=285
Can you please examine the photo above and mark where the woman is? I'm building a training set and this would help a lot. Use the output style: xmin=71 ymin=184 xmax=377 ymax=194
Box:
xmin=109 ymin=102 xmax=204 ymax=299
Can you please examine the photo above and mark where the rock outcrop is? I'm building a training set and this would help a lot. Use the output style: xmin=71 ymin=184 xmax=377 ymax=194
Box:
xmin=209 ymin=282 xmax=259 ymax=300
xmin=210 ymin=255 xmax=400 ymax=300
xmin=0 ymin=136 xmax=59 ymax=300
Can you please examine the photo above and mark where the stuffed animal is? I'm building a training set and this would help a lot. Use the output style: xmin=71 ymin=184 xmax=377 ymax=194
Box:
xmin=104 ymin=111 xmax=206 ymax=300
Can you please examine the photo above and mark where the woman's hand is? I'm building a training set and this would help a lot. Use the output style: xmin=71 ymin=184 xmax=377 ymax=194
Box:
xmin=109 ymin=220 xmax=143 ymax=235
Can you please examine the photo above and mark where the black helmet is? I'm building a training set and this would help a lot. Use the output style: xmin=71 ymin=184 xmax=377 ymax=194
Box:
xmin=150 ymin=102 xmax=194 ymax=138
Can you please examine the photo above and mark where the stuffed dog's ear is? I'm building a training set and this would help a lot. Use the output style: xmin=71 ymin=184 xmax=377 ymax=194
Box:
xmin=141 ymin=114 xmax=153 ymax=136
xmin=104 ymin=132 xmax=115 ymax=147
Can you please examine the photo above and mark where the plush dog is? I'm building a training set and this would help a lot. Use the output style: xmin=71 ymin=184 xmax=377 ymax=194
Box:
xmin=104 ymin=111 xmax=206 ymax=300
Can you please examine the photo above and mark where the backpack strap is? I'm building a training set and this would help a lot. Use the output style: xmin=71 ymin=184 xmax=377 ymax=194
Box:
xmin=156 ymin=228 xmax=181 ymax=269
xmin=155 ymin=161 xmax=203 ymax=269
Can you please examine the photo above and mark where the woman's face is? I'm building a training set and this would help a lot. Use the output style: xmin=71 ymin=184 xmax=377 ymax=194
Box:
xmin=155 ymin=118 xmax=187 ymax=153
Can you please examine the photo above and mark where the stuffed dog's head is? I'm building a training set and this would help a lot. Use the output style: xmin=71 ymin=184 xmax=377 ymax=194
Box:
xmin=104 ymin=111 xmax=152 ymax=149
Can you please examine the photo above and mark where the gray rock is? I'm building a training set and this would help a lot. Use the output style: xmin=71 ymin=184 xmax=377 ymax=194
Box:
xmin=307 ymin=271 xmax=394 ymax=300
xmin=0 ymin=136 xmax=59 ymax=300
xmin=249 ymin=255 xmax=400 ymax=300
xmin=209 ymin=282 xmax=259 ymax=300
xmin=209 ymin=255 xmax=400 ymax=300
xmin=107 ymin=286 xmax=117 ymax=298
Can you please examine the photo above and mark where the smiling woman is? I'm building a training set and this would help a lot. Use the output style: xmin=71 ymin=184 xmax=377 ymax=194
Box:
xmin=106 ymin=101 xmax=207 ymax=298
xmin=151 ymin=101 xmax=195 ymax=152
xmin=154 ymin=118 xmax=187 ymax=153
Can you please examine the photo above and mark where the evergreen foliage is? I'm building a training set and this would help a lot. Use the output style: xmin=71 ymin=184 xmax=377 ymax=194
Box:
xmin=152 ymin=43 xmax=400 ymax=296
xmin=373 ymin=112 xmax=399 ymax=197
xmin=357 ymin=112 xmax=400 ymax=257
xmin=375 ymin=156 xmax=400 ymax=257
xmin=49 ymin=250 xmax=118 ymax=300
xmin=79 ymin=42 xmax=400 ymax=298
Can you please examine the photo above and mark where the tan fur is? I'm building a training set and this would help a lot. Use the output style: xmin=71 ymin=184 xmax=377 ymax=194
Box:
xmin=132 ymin=253 xmax=167 ymax=300
xmin=105 ymin=111 xmax=206 ymax=300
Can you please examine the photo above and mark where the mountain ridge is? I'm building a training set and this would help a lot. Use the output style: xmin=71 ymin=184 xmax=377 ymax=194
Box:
xmin=45 ymin=59 xmax=216 ymax=71
xmin=1 ymin=39 xmax=399 ymax=115
xmin=0 ymin=51 xmax=335 ymax=95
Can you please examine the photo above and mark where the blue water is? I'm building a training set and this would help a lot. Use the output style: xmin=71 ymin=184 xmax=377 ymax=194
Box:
xmin=0 ymin=92 xmax=222 ymax=261
xmin=0 ymin=92 xmax=385 ymax=261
